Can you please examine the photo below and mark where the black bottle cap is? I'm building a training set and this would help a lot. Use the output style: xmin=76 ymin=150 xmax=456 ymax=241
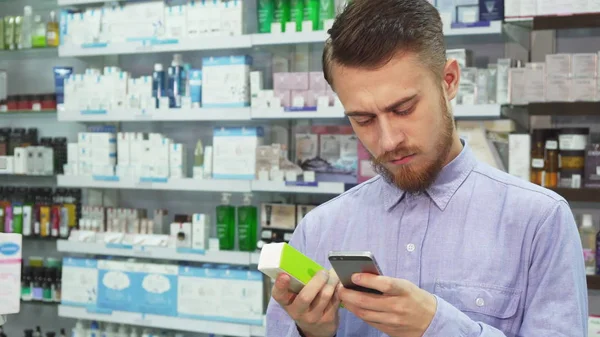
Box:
xmin=24 ymin=329 xmax=34 ymax=337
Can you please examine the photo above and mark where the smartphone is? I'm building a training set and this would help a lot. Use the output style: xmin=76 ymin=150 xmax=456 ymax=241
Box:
xmin=328 ymin=251 xmax=384 ymax=295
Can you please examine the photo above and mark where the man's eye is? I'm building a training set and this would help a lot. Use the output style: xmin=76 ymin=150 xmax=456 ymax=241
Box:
xmin=393 ymin=107 xmax=413 ymax=116
xmin=354 ymin=118 xmax=373 ymax=126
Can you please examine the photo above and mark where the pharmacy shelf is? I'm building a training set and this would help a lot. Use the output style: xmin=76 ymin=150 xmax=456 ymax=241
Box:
xmin=57 ymin=175 xmax=252 ymax=193
xmin=453 ymin=104 xmax=503 ymax=119
xmin=58 ymin=108 xmax=252 ymax=122
xmin=57 ymin=240 xmax=260 ymax=265
xmin=251 ymin=31 xmax=329 ymax=46
xmin=551 ymin=188 xmax=600 ymax=203
xmin=251 ymin=180 xmax=349 ymax=194
xmin=528 ymin=102 xmax=600 ymax=116
xmin=0 ymin=110 xmax=57 ymax=116
xmin=444 ymin=21 xmax=503 ymax=36
xmin=532 ymin=13 xmax=600 ymax=30
xmin=58 ymin=306 xmax=265 ymax=337
xmin=251 ymin=106 xmax=345 ymax=119
xmin=58 ymin=0 xmax=103 ymax=5
xmin=58 ymin=36 xmax=253 ymax=57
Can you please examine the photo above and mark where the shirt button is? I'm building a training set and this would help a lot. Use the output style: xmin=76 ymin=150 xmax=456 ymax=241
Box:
xmin=406 ymin=244 xmax=415 ymax=252
xmin=476 ymin=298 xmax=485 ymax=307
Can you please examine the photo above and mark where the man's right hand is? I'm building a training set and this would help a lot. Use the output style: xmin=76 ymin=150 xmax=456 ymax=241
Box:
xmin=271 ymin=269 xmax=341 ymax=337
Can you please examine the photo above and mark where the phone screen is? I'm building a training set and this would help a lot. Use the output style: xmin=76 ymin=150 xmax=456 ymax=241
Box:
xmin=329 ymin=254 xmax=383 ymax=295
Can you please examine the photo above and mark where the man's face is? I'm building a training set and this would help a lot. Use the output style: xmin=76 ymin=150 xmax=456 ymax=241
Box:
xmin=331 ymin=52 xmax=457 ymax=193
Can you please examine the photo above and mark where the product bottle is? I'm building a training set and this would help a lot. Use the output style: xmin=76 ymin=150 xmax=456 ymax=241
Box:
xmin=319 ymin=0 xmax=335 ymax=29
xmin=193 ymin=140 xmax=204 ymax=178
xmin=303 ymin=0 xmax=320 ymax=31
xmin=53 ymin=270 xmax=61 ymax=302
xmin=580 ymin=214 xmax=596 ymax=275
xmin=291 ymin=0 xmax=304 ymax=32
xmin=89 ymin=321 xmax=100 ymax=337
xmin=152 ymin=63 xmax=166 ymax=108
xmin=530 ymin=129 xmax=547 ymax=185
xmin=13 ymin=203 xmax=23 ymax=234
xmin=237 ymin=193 xmax=257 ymax=252
xmin=102 ymin=324 xmax=115 ymax=337
xmin=33 ymin=327 xmax=42 ymax=337
xmin=21 ymin=267 xmax=32 ymax=301
xmin=40 ymin=189 xmax=51 ymax=237
xmin=274 ymin=0 xmax=291 ymax=32
xmin=45 ymin=11 xmax=59 ymax=47
xmin=22 ymin=190 xmax=33 ymax=237
xmin=4 ymin=203 xmax=12 ymax=233
xmin=167 ymin=54 xmax=185 ymax=108
xmin=116 ymin=325 xmax=127 ymax=337
xmin=216 ymin=193 xmax=236 ymax=250
xmin=544 ymin=131 xmax=559 ymax=188
xmin=51 ymin=190 xmax=61 ymax=238
xmin=32 ymin=15 xmax=46 ymax=48
xmin=20 ymin=6 xmax=33 ymax=49
xmin=71 ymin=321 xmax=86 ymax=337
xmin=258 ymin=0 xmax=275 ymax=33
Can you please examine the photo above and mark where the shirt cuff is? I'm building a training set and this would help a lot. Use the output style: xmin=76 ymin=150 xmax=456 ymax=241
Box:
xmin=422 ymin=295 xmax=479 ymax=337
xmin=286 ymin=324 xmax=305 ymax=337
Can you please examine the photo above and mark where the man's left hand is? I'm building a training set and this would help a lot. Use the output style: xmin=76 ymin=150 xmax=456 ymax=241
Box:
xmin=337 ymin=274 xmax=437 ymax=337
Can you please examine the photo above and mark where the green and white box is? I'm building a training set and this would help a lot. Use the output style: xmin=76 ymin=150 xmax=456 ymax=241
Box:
xmin=258 ymin=242 xmax=325 ymax=293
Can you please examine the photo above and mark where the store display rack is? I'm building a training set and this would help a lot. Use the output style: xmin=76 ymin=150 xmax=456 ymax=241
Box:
xmin=58 ymin=306 xmax=266 ymax=337
xmin=57 ymin=240 xmax=260 ymax=265
xmin=527 ymin=102 xmax=600 ymax=116
xmin=58 ymin=104 xmax=502 ymax=122
xmin=532 ymin=13 xmax=600 ymax=30
xmin=551 ymin=188 xmax=600 ymax=203
xmin=58 ymin=23 xmax=504 ymax=58
xmin=57 ymin=175 xmax=353 ymax=195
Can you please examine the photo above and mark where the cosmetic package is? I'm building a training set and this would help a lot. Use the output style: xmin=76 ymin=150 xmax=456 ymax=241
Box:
xmin=585 ymin=134 xmax=600 ymax=188
xmin=213 ymin=127 xmax=264 ymax=180
xmin=0 ymin=233 xmax=22 ymax=315
xmin=258 ymin=242 xmax=326 ymax=293
xmin=260 ymin=203 xmax=296 ymax=244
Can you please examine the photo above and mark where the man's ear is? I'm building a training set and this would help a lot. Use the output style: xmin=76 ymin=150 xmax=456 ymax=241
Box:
xmin=442 ymin=59 xmax=460 ymax=101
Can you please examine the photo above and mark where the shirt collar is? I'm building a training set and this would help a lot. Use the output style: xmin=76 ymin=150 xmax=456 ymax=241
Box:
xmin=381 ymin=139 xmax=477 ymax=211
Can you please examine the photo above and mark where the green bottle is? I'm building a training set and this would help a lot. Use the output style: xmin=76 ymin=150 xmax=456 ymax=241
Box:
xmin=319 ymin=0 xmax=335 ymax=30
xmin=12 ymin=204 xmax=23 ymax=234
xmin=258 ymin=0 xmax=275 ymax=33
xmin=274 ymin=0 xmax=291 ymax=32
xmin=237 ymin=193 xmax=258 ymax=252
xmin=216 ymin=193 xmax=236 ymax=250
xmin=291 ymin=0 xmax=304 ymax=32
xmin=304 ymin=0 xmax=320 ymax=31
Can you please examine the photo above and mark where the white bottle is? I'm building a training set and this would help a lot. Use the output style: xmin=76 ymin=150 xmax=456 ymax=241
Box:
xmin=21 ymin=6 xmax=33 ymax=49
xmin=129 ymin=328 xmax=139 ymax=337
xmin=579 ymin=214 xmax=596 ymax=275
xmin=116 ymin=325 xmax=127 ymax=337
xmin=72 ymin=320 xmax=86 ymax=337
xmin=102 ymin=323 xmax=115 ymax=337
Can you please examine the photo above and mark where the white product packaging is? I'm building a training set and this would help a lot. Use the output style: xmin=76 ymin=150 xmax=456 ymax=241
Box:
xmin=545 ymin=54 xmax=572 ymax=78
xmin=571 ymin=53 xmax=598 ymax=79
xmin=61 ymin=257 xmax=98 ymax=308
xmin=13 ymin=147 xmax=28 ymax=174
xmin=524 ymin=66 xmax=546 ymax=103
xmin=165 ymin=5 xmax=187 ymax=40
xmin=117 ymin=133 xmax=130 ymax=166
xmin=508 ymin=134 xmax=531 ymax=181
xmin=496 ymin=59 xmax=515 ymax=104
xmin=203 ymin=146 xmax=213 ymax=179
xmin=0 ymin=234 xmax=22 ymax=315
xmin=212 ymin=127 xmax=264 ymax=179
xmin=509 ymin=68 xmax=528 ymax=105
xmin=192 ymin=213 xmax=210 ymax=251
xmin=250 ymin=71 xmax=264 ymax=99
xmin=202 ymin=56 xmax=251 ymax=108
xmin=545 ymin=77 xmax=572 ymax=102
xmin=186 ymin=0 xmax=209 ymax=37
xmin=221 ymin=0 xmax=244 ymax=36
xmin=206 ymin=0 xmax=222 ymax=35
xmin=67 ymin=143 xmax=79 ymax=164
xmin=0 ymin=156 xmax=14 ymax=174
xmin=571 ymin=79 xmax=597 ymax=102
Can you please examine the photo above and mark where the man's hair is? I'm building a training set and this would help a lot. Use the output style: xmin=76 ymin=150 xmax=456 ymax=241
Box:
xmin=323 ymin=0 xmax=447 ymax=87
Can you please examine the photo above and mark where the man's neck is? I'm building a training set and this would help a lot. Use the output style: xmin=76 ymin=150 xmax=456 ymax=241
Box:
xmin=442 ymin=132 xmax=464 ymax=167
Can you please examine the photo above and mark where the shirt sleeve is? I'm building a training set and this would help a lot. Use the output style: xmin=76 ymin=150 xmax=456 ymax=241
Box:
xmin=422 ymin=200 xmax=588 ymax=337
xmin=265 ymin=221 xmax=309 ymax=337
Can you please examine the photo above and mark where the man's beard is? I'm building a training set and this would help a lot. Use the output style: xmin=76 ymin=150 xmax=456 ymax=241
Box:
xmin=371 ymin=95 xmax=455 ymax=193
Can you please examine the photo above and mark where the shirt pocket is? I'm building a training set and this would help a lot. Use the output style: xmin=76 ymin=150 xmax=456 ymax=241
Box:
xmin=434 ymin=280 xmax=521 ymax=334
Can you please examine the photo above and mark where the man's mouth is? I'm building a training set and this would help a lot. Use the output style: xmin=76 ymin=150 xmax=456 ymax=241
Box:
xmin=389 ymin=154 xmax=416 ymax=165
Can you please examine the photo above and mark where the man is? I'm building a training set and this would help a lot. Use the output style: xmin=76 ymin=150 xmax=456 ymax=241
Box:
xmin=265 ymin=0 xmax=588 ymax=336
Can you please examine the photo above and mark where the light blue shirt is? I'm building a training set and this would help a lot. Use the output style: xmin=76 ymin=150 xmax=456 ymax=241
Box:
xmin=265 ymin=141 xmax=588 ymax=337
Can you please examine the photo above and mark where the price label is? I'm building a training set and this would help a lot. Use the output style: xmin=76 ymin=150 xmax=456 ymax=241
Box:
xmin=32 ymin=103 xmax=42 ymax=111
xmin=531 ymin=158 xmax=544 ymax=169
xmin=0 ymin=105 xmax=7 ymax=112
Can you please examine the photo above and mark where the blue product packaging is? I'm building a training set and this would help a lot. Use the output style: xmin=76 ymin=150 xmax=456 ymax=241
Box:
xmin=479 ymin=0 xmax=504 ymax=21
xmin=168 ymin=54 xmax=186 ymax=108
xmin=134 ymin=263 xmax=179 ymax=316
xmin=152 ymin=63 xmax=166 ymax=109
xmin=189 ymin=69 xmax=202 ymax=107
xmin=96 ymin=260 xmax=138 ymax=313
xmin=53 ymin=66 xmax=74 ymax=105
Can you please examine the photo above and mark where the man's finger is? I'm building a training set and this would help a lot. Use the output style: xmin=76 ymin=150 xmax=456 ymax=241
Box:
xmin=272 ymin=274 xmax=296 ymax=306
xmin=311 ymin=283 xmax=336 ymax=313
xmin=351 ymin=274 xmax=408 ymax=295
xmin=337 ymin=286 xmax=386 ymax=312
xmin=289 ymin=269 xmax=330 ymax=313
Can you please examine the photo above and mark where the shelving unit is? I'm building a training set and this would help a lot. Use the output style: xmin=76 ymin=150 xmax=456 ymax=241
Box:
xmin=58 ymin=108 xmax=252 ymax=122
xmin=453 ymin=104 xmax=503 ymax=119
xmin=251 ymin=180 xmax=349 ymax=194
xmin=533 ymin=13 xmax=600 ymax=30
xmin=551 ymin=188 xmax=600 ymax=203
xmin=58 ymin=306 xmax=266 ymax=337
xmin=528 ymin=102 xmax=600 ymax=116
xmin=57 ymin=240 xmax=260 ymax=265
xmin=56 ymin=175 xmax=252 ymax=193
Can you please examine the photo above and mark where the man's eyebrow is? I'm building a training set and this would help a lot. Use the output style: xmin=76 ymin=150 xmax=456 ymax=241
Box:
xmin=344 ymin=94 xmax=418 ymax=117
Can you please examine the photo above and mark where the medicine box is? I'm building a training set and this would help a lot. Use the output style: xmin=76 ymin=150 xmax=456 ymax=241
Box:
xmin=134 ymin=262 xmax=179 ymax=317
xmin=96 ymin=259 xmax=138 ymax=313
xmin=61 ymin=257 xmax=98 ymax=308
xmin=212 ymin=127 xmax=264 ymax=180
xmin=202 ymin=55 xmax=251 ymax=108
xmin=258 ymin=242 xmax=326 ymax=294
xmin=0 ymin=234 xmax=22 ymax=315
